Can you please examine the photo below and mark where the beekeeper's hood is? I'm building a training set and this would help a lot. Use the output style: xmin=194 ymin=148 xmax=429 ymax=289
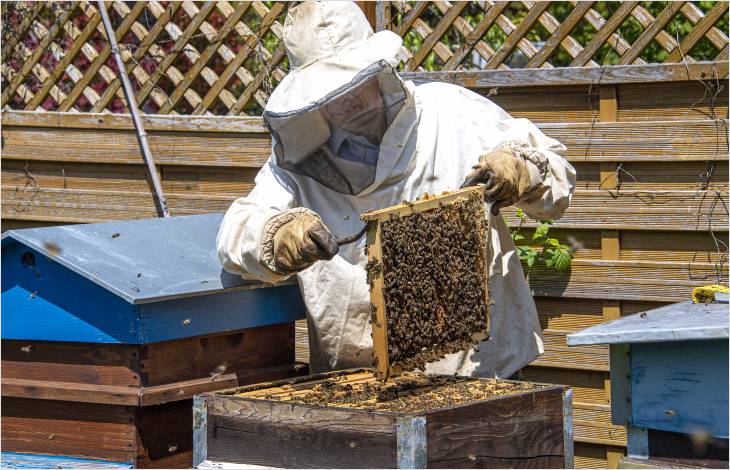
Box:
xmin=263 ymin=1 xmax=410 ymax=196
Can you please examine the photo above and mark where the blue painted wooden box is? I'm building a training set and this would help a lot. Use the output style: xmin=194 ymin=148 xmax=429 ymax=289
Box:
xmin=568 ymin=300 xmax=729 ymax=468
xmin=2 ymin=213 xmax=305 ymax=344
xmin=1 ymin=213 xmax=306 ymax=467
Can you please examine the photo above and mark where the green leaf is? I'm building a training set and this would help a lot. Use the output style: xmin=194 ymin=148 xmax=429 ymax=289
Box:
xmin=516 ymin=208 xmax=525 ymax=219
xmin=516 ymin=246 xmax=537 ymax=262
xmin=546 ymin=238 xmax=560 ymax=248
xmin=550 ymin=248 xmax=573 ymax=271
xmin=532 ymin=225 xmax=549 ymax=240
xmin=513 ymin=234 xmax=525 ymax=241
xmin=526 ymin=254 xmax=536 ymax=268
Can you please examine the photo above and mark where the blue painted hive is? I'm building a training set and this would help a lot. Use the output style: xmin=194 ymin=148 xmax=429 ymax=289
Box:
xmin=568 ymin=300 xmax=729 ymax=468
xmin=1 ymin=213 xmax=306 ymax=468
xmin=2 ymin=213 xmax=304 ymax=343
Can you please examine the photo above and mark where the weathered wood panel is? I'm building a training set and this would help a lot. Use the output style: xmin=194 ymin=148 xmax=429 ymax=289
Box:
xmin=205 ymin=395 xmax=398 ymax=468
xmin=139 ymin=324 xmax=293 ymax=386
xmin=425 ymin=388 xmax=565 ymax=468
xmin=522 ymin=366 xmax=608 ymax=405
xmin=630 ymin=340 xmax=729 ymax=437
xmin=5 ymin=185 xmax=727 ymax=233
xmin=4 ymin=115 xmax=726 ymax=166
xmin=1 ymin=397 xmax=137 ymax=462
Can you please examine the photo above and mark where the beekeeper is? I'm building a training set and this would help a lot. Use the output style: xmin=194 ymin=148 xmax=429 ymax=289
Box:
xmin=217 ymin=1 xmax=576 ymax=377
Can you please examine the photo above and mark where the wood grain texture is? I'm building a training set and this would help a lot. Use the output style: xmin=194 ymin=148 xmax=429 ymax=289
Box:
xmin=630 ymin=340 xmax=729 ymax=438
xmin=1 ymin=377 xmax=140 ymax=405
xmin=402 ymin=62 xmax=728 ymax=88
xmin=425 ymin=387 xmax=566 ymax=468
xmin=1 ymin=396 xmax=194 ymax=467
xmin=365 ymin=220 xmax=390 ymax=380
xmin=1 ymin=397 xmax=137 ymax=462
xmin=205 ymin=395 xmax=397 ymax=468
xmin=134 ymin=399 xmax=192 ymax=468
xmin=139 ymin=323 xmax=293 ymax=386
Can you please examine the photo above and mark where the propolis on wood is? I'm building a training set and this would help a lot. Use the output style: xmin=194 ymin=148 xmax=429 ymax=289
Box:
xmin=361 ymin=186 xmax=490 ymax=380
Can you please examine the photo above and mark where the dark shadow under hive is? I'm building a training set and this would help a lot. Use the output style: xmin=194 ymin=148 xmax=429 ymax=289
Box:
xmin=362 ymin=187 xmax=490 ymax=379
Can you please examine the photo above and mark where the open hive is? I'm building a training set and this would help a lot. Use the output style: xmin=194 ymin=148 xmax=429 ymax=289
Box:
xmin=361 ymin=186 xmax=490 ymax=379
xmin=197 ymin=369 xmax=573 ymax=468
xmin=236 ymin=370 xmax=538 ymax=412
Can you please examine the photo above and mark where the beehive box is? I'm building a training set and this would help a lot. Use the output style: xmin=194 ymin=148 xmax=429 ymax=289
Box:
xmin=1 ymin=214 xmax=306 ymax=467
xmin=361 ymin=187 xmax=490 ymax=379
xmin=194 ymin=369 xmax=573 ymax=468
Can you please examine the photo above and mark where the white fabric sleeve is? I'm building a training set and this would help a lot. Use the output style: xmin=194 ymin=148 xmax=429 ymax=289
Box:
xmin=497 ymin=116 xmax=576 ymax=220
xmin=216 ymin=161 xmax=296 ymax=283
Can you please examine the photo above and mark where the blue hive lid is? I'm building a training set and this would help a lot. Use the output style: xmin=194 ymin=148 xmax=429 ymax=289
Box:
xmin=2 ymin=213 xmax=285 ymax=304
xmin=567 ymin=300 xmax=729 ymax=346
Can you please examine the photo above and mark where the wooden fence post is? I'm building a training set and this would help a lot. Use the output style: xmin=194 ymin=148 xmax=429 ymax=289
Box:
xmin=356 ymin=1 xmax=377 ymax=30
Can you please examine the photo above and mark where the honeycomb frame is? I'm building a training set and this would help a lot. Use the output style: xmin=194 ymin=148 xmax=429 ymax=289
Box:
xmin=361 ymin=186 xmax=490 ymax=380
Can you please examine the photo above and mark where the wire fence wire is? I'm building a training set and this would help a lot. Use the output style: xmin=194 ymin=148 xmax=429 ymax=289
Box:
xmin=2 ymin=1 xmax=728 ymax=115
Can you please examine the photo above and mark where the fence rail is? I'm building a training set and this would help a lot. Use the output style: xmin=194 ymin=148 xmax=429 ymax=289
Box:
xmin=1 ymin=1 xmax=729 ymax=468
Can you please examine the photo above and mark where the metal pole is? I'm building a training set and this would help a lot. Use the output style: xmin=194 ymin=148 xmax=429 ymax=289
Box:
xmin=97 ymin=0 xmax=170 ymax=217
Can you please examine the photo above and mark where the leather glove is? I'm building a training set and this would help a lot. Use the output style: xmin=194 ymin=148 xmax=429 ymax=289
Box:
xmin=270 ymin=210 xmax=339 ymax=273
xmin=461 ymin=144 xmax=538 ymax=215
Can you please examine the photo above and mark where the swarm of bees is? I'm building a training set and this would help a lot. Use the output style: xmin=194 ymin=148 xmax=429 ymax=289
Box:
xmin=366 ymin=190 xmax=489 ymax=372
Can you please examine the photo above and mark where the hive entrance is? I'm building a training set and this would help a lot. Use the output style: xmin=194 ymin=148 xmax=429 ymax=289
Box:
xmin=362 ymin=187 xmax=490 ymax=380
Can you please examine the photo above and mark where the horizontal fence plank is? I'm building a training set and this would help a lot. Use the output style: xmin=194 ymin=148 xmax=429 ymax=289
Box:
xmin=1 ymin=126 xmax=271 ymax=168
xmin=527 ymin=259 xmax=726 ymax=302
xmin=617 ymin=81 xmax=729 ymax=121
xmin=544 ymin=120 xmax=729 ymax=163
xmin=488 ymin=85 xmax=598 ymax=123
xmin=1 ymin=186 xmax=234 ymax=222
xmin=574 ymin=403 xmax=627 ymax=446
xmin=574 ymin=442 xmax=611 ymax=469
xmin=503 ymin=188 xmax=729 ymax=232
xmin=5 ymin=185 xmax=727 ymax=234
xmin=3 ymin=116 xmax=726 ymax=166
xmin=2 ymin=160 xmax=258 ymax=197
xmin=401 ymin=61 xmax=729 ymax=88
xmin=522 ymin=366 xmax=608 ymax=405
xmin=571 ymin=161 xmax=728 ymax=191
xmin=519 ymin=227 xmax=726 ymax=265
xmin=533 ymin=329 xmax=609 ymax=372
xmin=1 ymin=111 xmax=268 ymax=133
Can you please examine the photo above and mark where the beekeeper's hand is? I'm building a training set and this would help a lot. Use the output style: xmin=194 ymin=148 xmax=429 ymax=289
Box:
xmin=265 ymin=209 xmax=339 ymax=274
xmin=461 ymin=143 xmax=544 ymax=215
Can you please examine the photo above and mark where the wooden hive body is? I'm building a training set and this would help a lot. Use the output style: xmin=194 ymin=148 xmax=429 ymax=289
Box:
xmin=361 ymin=187 xmax=490 ymax=379
xmin=195 ymin=369 xmax=573 ymax=468
xmin=1 ymin=214 xmax=306 ymax=467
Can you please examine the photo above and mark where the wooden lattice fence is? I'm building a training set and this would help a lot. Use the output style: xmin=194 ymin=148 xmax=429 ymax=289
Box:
xmin=1 ymin=2 xmax=729 ymax=468
xmin=2 ymin=1 xmax=728 ymax=115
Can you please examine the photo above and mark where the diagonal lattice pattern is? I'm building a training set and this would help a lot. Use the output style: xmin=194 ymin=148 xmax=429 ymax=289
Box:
xmin=1 ymin=1 xmax=727 ymax=114
xmin=2 ymin=1 xmax=290 ymax=115
xmin=387 ymin=1 xmax=728 ymax=72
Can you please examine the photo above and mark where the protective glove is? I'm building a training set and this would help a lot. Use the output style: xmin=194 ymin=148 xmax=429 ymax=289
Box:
xmin=267 ymin=209 xmax=339 ymax=274
xmin=461 ymin=143 xmax=543 ymax=215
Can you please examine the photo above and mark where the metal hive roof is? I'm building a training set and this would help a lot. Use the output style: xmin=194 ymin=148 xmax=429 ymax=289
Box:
xmin=567 ymin=300 xmax=729 ymax=346
xmin=2 ymin=213 xmax=284 ymax=304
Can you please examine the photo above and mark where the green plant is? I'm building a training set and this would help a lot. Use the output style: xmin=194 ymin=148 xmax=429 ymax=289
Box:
xmin=508 ymin=209 xmax=573 ymax=272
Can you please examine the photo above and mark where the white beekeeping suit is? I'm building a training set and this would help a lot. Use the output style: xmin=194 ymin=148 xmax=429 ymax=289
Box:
xmin=217 ymin=1 xmax=576 ymax=377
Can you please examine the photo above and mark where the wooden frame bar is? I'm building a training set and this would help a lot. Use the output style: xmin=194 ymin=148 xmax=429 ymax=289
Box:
xmin=361 ymin=187 xmax=489 ymax=380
